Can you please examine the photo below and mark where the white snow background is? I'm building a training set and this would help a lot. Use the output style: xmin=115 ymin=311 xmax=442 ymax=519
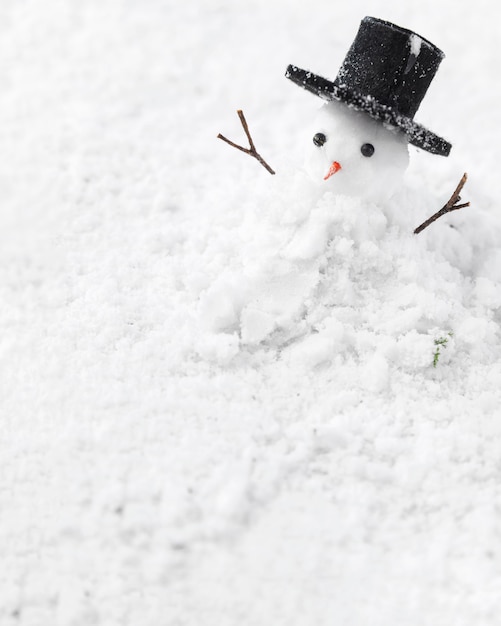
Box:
xmin=1 ymin=0 xmax=501 ymax=624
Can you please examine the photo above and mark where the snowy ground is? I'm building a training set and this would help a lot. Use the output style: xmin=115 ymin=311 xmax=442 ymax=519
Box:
xmin=2 ymin=1 xmax=501 ymax=624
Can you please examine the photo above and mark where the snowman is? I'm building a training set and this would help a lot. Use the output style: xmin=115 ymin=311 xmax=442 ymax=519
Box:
xmin=286 ymin=17 xmax=452 ymax=203
xmin=207 ymin=17 xmax=466 ymax=351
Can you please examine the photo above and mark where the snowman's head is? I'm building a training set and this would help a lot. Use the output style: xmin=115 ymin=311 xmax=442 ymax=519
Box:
xmin=305 ymin=101 xmax=409 ymax=203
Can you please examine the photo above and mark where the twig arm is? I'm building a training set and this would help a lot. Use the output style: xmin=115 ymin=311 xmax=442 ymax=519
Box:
xmin=414 ymin=173 xmax=469 ymax=235
xmin=448 ymin=172 xmax=468 ymax=206
xmin=217 ymin=109 xmax=276 ymax=175
xmin=217 ymin=133 xmax=252 ymax=156
xmin=237 ymin=110 xmax=256 ymax=153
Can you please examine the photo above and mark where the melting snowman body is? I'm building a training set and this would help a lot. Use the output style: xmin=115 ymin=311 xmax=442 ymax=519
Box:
xmin=305 ymin=101 xmax=410 ymax=203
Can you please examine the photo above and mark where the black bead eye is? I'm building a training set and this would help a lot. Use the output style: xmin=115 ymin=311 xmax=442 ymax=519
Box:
xmin=313 ymin=132 xmax=327 ymax=147
xmin=361 ymin=143 xmax=375 ymax=157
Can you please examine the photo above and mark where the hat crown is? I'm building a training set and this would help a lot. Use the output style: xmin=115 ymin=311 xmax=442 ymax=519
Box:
xmin=285 ymin=16 xmax=452 ymax=155
xmin=334 ymin=17 xmax=444 ymax=119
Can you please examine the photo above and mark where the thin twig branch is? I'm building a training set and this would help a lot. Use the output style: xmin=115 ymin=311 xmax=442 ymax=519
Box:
xmin=217 ymin=109 xmax=276 ymax=175
xmin=414 ymin=173 xmax=470 ymax=234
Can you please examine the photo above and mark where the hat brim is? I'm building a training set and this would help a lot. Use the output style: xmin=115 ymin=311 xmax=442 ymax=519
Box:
xmin=286 ymin=65 xmax=451 ymax=157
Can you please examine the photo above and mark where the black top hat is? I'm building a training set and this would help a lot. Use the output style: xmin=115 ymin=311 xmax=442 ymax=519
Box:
xmin=286 ymin=17 xmax=451 ymax=156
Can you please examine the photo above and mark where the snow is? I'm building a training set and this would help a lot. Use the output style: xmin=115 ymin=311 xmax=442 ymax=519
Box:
xmin=304 ymin=100 xmax=409 ymax=200
xmin=409 ymin=33 xmax=423 ymax=58
xmin=2 ymin=1 xmax=501 ymax=625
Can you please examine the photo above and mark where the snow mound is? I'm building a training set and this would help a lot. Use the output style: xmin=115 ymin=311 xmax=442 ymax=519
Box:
xmin=194 ymin=171 xmax=501 ymax=374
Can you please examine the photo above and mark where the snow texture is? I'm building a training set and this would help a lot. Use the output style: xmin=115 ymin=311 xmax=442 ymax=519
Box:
xmin=409 ymin=33 xmax=422 ymax=57
xmin=2 ymin=1 xmax=501 ymax=626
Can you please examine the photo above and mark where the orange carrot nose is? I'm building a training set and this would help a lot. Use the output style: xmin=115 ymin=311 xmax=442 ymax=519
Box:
xmin=324 ymin=161 xmax=342 ymax=180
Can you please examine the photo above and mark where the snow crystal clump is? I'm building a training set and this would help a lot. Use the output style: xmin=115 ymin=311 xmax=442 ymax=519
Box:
xmin=409 ymin=34 xmax=422 ymax=58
